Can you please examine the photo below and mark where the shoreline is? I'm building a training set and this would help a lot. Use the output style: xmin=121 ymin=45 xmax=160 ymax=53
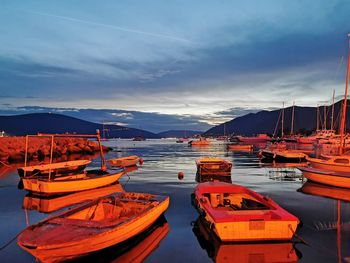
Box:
xmin=0 ymin=137 xmax=110 ymax=164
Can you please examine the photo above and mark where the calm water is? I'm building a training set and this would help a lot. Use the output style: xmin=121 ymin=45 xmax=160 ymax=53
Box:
xmin=0 ymin=139 xmax=349 ymax=262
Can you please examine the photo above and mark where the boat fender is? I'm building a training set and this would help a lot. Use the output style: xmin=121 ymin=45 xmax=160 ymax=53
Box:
xmin=139 ymin=158 xmax=144 ymax=165
xmin=273 ymin=153 xmax=277 ymax=159
xmin=258 ymin=151 xmax=262 ymax=158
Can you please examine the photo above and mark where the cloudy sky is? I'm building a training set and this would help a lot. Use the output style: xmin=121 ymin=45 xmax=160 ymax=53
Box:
xmin=0 ymin=0 xmax=349 ymax=132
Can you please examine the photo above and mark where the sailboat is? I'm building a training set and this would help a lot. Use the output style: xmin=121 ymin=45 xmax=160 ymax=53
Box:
xmin=300 ymin=34 xmax=350 ymax=188
xmin=259 ymin=102 xmax=307 ymax=163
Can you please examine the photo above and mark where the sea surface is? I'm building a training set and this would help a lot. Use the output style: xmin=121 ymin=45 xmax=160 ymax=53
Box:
xmin=0 ymin=139 xmax=349 ymax=262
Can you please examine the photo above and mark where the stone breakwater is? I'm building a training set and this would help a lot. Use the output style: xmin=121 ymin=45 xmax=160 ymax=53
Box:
xmin=0 ymin=137 xmax=110 ymax=163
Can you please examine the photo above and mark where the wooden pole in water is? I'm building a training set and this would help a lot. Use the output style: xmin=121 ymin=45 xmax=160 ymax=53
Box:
xmin=96 ymin=129 xmax=107 ymax=171
xmin=339 ymin=34 xmax=350 ymax=154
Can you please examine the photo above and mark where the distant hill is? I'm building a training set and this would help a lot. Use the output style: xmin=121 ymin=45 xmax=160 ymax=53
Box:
xmin=158 ymin=130 xmax=203 ymax=138
xmin=204 ymin=100 xmax=349 ymax=136
xmin=0 ymin=113 xmax=160 ymax=138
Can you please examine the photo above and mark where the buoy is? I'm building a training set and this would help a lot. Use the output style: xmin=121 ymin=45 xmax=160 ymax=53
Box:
xmin=178 ymin=171 xmax=184 ymax=180
xmin=139 ymin=158 xmax=144 ymax=165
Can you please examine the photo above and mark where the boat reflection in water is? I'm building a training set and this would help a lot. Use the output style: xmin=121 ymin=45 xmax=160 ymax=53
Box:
xmin=123 ymin=165 xmax=138 ymax=174
xmin=23 ymin=183 xmax=125 ymax=213
xmin=192 ymin=217 xmax=300 ymax=263
xmin=195 ymin=174 xmax=232 ymax=184
xmin=298 ymin=182 xmax=350 ymax=202
xmin=298 ymin=182 xmax=350 ymax=262
xmin=260 ymin=162 xmax=306 ymax=182
xmin=76 ymin=216 xmax=169 ymax=263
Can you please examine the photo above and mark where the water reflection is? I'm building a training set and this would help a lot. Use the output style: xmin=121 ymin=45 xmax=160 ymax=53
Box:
xmin=192 ymin=217 xmax=300 ymax=263
xmin=195 ymin=174 xmax=232 ymax=183
xmin=74 ymin=216 xmax=169 ymax=263
xmin=298 ymin=182 xmax=350 ymax=263
xmin=23 ymin=183 xmax=124 ymax=213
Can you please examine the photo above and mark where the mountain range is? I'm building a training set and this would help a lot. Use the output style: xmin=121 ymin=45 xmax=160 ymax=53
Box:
xmin=204 ymin=99 xmax=349 ymax=136
xmin=0 ymin=113 xmax=159 ymax=138
xmin=1 ymin=100 xmax=349 ymax=138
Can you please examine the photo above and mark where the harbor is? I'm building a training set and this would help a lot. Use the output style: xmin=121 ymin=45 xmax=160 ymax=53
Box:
xmin=0 ymin=139 xmax=349 ymax=262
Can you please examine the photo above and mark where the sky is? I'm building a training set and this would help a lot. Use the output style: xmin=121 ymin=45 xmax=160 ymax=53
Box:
xmin=0 ymin=0 xmax=350 ymax=132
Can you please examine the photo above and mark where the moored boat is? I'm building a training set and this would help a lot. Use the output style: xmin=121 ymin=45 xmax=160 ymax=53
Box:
xmin=189 ymin=137 xmax=210 ymax=146
xmin=108 ymin=155 xmax=140 ymax=167
xmin=17 ymin=160 xmax=92 ymax=178
xmin=307 ymin=155 xmax=350 ymax=172
xmin=192 ymin=182 xmax=299 ymax=242
xmin=227 ymin=144 xmax=253 ymax=152
xmin=22 ymin=169 xmax=124 ymax=195
xmin=259 ymin=149 xmax=307 ymax=163
xmin=196 ymin=157 xmax=232 ymax=177
xmin=235 ymin=134 xmax=270 ymax=144
xmin=18 ymin=192 xmax=170 ymax=262
xmin=193 ymin=217 xmax=299 ymax=263
xmin=298 ymin=167 xmax=350 ymax=189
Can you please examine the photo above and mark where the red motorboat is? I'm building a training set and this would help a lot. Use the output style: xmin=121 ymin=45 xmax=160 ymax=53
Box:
xmin=192 ymin=182 xmax=299 ymax=242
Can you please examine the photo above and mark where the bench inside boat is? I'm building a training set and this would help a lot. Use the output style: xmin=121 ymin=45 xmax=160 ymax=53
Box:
xmin=202 ymin=193 xmax=270 ymax=211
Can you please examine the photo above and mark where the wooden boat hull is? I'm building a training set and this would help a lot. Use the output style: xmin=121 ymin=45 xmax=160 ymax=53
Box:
xmin=18 ymin=192 xmax=170 ymax=263
xmin=307 ymin=157 xmax=350 ymax=172
xmin=193 ymin=217 xmax=299 ymax=263
xmin=108 ymin=156 xmax=140 ymax=167
xmin=227 ymin=144 xmax=253 ymax=151
xmin=299 ymin=167 xmax=350 ymax=189
xmin=18 ymin=160 xmax=92 ymax=177
xmin=192 ymin=182 xmax=299 ymax=242
xmin=236 ymin=135 xmax=270 ymax=144
xmin=23 ymin=183 xmax=125 ymax=213
xmin=22 ymin=170 xmax=124 ymax=195
xmin=189 ymin=140 xmax=210 ymax=146
xmin=196 ymin=158 xmax=232 ymax=176
xmin=259 ymin=150 xmax=307 ymax=163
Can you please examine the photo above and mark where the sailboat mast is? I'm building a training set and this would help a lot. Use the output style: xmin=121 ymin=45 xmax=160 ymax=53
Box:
xmin=281 ymin=102 xmax=284 ymax=138
xmin=324 ymin=104 xmax=327 ymax=130
xmin=339 ymin=34 xmax=350 ymax=154
xmin=316 ymin=104 xmax=319 ymax=131
xmin=331 ymin=89 xmax=335 ymax=131
xmin=291 ymin=101 xmax=295 ymax=135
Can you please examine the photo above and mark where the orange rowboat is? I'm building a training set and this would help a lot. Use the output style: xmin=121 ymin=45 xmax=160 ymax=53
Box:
xmin=18 ymin=160 xmax=92 ymax=177
xmin=193 ymin=217 xmax=299 ymax=263
xmin=192 ymin=182 xmax=299 ymax=242
xmin=108 ymin=155 xmax=140 ymax=167
xmin=196 ymin=157 xmax=232 ymax=177
xmin=18 ymin=192 xmax=170 ymax=263
xmin=22 ymin=169 xmax=124 ymax=195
